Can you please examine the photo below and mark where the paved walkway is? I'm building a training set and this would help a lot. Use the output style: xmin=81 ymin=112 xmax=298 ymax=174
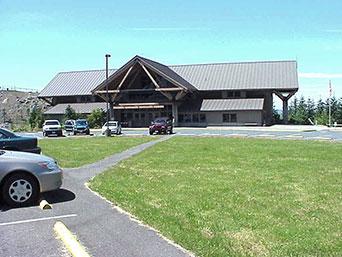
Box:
xmin=1 ymin=135 xmax=192 ymax=257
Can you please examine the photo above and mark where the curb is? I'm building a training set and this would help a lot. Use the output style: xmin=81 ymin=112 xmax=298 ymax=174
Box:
xmin=54 ymin=221 xmax=91 ymax=257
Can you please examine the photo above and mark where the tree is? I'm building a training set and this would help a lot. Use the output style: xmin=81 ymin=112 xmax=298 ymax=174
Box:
xmin=306 ymin=98 xmax=315 ymax=121
xmin=87 ymin=108 xmax=106 ymax=128
xmin=64 ymin=105 xmax=78 ymax=120
xmin=315 ymin=98 xmax=328 ymax=125
xmin=28 ymin=105 xmax=44 ymax=129
xmin=272 ymin=107 xmax=281 ymax=124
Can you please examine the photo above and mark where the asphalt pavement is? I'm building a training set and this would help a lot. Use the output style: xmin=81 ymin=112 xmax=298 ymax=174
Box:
xmin=19 ymin=126 xmax=342 ymax=141
xmin=0 ymin=135 xmax=192 ymax=257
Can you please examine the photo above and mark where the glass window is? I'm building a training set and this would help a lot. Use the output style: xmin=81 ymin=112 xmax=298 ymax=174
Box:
xmin=223 ymin=113 xmax=237 ymax=123
xmin=231 ymin=113 xmax=237 ymax=122
xmin=135 ymin=113 xmax=139 ymax=119
xmin=234 ymin=91 xmax=241 ymax=97
xmin=192 ymin=113 xmax=199 ymax=122
xmin=200 ymin=114 xmax=206 ymax=122
xmin=184 ymin=114 xmax=192 ymax=122
xmin=178 ymin=114 xmax=184 ymax=122
xmin=0 ymin=132 xmax=7 ymax=139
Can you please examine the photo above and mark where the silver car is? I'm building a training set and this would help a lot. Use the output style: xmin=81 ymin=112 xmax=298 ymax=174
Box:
xmin=0 ymin=150 xmax=63 ymax=207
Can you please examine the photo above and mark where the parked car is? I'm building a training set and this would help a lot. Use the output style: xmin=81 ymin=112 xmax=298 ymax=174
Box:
xmin=149 ymin=117 xmax=173 ymax=135
xmin=64 ymin=119 xmax=75 ymax=132
xmin=0 ymin=128 xmax=41 ymax=154
xmin=102 ymin=121 xmax=122 ymax=135
xmin=73 ymin=119 xmax=90 ymax=135
xmin=43 ymin=120 xmax=63 ymax=137
xmin=0 ymin=150 xmax=63 ymax=207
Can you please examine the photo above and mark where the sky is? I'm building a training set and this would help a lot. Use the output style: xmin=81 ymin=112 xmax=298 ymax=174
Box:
xmin=1 ymin=0 xmax=342 ymax=107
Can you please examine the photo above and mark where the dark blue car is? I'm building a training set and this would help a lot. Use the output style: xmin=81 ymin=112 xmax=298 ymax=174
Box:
xmin=0 ymin=128 xmax=41 ymax=154
xmin=73 ymin=119 xmax=90 ymax=135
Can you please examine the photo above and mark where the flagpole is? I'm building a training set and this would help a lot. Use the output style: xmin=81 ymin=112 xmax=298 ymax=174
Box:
xmin=329 ymin=80 xmax=332 ymax=127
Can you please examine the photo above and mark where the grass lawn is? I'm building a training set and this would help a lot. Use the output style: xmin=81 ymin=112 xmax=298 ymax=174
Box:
xmin=90 ymin=137 xmax=342 ymax=257
xmin=39 ymin=136 xmax=154 ymax=168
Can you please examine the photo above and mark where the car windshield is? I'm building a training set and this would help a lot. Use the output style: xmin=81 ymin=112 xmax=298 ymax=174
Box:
xmin=45 ymin=121 xmax=59 ymax=126
xmin=154 ymin=119 xmax=166 ymax=124
xmin=107 ymin=122 xmax=118 ymax=126
xmin=0 ymin=128 xmax=17 ymax=138
xmin=76 ymin=120 xmax=87 ymax=126
xmin=65 ymin=121 xmax=74 ymax=125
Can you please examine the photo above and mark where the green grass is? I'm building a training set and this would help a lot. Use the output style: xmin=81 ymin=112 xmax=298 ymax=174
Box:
xmin=39 ymin=136 xmax=154 ymax=168
xmin=90 ymin=137 xmax=342 ymax=257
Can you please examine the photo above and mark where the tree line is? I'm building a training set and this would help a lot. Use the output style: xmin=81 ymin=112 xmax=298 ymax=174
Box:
xmin=288 ymin=96 xmax=342 ymax=125
xmin=28 ymin=105 xmax=106 ymax=129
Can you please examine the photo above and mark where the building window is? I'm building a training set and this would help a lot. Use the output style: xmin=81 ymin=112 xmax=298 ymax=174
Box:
xmin=178 ymin=114 xmax=184 ymax=122
xmin=192 ymin=114 xmax=199 ymax=122
xmin=223 ymin=113 xmax=237 ymax=123
xmin=200 ymin=114 xmax=206 ymax=122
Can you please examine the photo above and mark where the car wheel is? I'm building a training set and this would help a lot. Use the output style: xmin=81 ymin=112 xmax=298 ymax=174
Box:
xmin=2 ymin=173 xmax=39 ymax=207
xmin=149 ymin=130 xmax=153 ymax=135
xmin=43 ymin=132 xmax=46 ymax=137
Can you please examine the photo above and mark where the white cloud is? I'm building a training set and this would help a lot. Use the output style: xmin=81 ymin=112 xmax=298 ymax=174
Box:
xmin=299 ymin=73 xmax=342 ymax=79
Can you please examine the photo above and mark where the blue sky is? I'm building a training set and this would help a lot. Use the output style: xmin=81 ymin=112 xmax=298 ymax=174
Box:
xmin=1 ymin=0 xmax=341 ymax=106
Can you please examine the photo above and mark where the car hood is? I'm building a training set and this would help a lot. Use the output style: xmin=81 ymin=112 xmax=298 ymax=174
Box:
xmin=0 ymin=150 xmax=54 ymax=163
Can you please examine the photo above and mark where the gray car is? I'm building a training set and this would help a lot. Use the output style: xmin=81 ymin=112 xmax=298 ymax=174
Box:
xmin=0 ymin=150 xmax=63 ymax=207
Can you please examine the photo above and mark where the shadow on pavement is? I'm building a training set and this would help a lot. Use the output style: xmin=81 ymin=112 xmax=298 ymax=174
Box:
xmin=42 ymin=188 xmax=76 ymax=204
xmin=0 ymin=188 xmax=76 ymax=212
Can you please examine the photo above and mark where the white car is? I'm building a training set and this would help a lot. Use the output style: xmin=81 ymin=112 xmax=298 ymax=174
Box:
xmin=43 ymin=120 xmax=62 ymax=137
xmin=102 ymin=121 xmax=122 ymax=135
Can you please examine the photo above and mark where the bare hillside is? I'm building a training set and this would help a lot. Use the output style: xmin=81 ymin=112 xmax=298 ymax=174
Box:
xmin=0 ymin=90 xmax=49 ymax=126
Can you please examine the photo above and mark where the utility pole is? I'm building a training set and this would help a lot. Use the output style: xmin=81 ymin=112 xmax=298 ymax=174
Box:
xmin=328 ymin=80 xmax=332 ymax=127
xmin=105 ymin=54 xmax=111 ymax=136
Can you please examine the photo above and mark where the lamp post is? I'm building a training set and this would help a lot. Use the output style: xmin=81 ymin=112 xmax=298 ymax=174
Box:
xmin=105 ymin=54 xmax=111 ymax=136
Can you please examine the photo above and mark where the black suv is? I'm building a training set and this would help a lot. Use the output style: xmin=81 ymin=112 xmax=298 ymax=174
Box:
xmin=149 ymin=117 xmax=173 ymax=135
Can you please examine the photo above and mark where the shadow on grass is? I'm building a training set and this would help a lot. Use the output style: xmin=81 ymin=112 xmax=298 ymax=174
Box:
xmin=0 ymin=188 xmax=75 ymax=212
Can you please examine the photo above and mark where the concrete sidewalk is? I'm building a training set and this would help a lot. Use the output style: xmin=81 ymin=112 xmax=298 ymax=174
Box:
xmin=60 ymin=135 xmax=192 ymax=257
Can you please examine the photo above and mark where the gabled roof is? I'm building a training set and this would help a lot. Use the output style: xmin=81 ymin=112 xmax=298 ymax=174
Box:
xmin=39 ymin=56 xmax=298 ymax=98
xmin=92 ymin=55 xmax=197 ymax=93
xmin=200 ymin=98 xmax=264 ymax=111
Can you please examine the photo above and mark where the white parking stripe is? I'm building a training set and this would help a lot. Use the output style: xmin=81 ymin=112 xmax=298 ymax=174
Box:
xmin=0 ymin=214 xmax=77 ymax=227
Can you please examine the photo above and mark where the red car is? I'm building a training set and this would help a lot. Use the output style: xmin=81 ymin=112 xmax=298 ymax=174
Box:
xmin=149 ymin=117 xmax=173 ymax=135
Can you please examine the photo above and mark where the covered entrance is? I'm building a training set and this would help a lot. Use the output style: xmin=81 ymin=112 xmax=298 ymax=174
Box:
xmin=92 ymin=55 xmax=196 ymax=127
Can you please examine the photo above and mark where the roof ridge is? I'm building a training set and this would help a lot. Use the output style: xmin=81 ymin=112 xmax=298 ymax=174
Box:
xmin=169 ymin=60 xmax=297 ymax=67
xmin=54 ymin=59 xmax=296 ymax=74
xmin=58 ymin=68 xmax=117 ymax=74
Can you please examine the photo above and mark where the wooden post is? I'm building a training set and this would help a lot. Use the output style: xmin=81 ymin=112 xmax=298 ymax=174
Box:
xmin=172 ymin=102 xmax=178 ymax=126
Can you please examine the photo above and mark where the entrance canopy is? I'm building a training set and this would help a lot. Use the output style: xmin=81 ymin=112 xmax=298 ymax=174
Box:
xmin=92 ymin=55 xmax=196 ymax=102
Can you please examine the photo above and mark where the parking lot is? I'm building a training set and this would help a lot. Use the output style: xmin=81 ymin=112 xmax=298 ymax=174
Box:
xmin=0 ymin=136 xmax=190 ymax=257
xmin=19 ymin=126 xmax=342 ymax=141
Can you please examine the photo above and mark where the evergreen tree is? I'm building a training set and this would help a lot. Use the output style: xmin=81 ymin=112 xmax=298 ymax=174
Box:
xmin=315 ymin=98 xmax=328 ymax=125
xmin=64 ymin=105 xmax=78 ymax=120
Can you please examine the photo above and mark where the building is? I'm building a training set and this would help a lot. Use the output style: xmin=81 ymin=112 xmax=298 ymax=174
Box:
xmin=38 ymin=55 xmax=298 ymax=127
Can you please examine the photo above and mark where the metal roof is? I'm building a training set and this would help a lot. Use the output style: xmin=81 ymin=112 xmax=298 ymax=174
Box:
xmin=200 ymin=98 xmax=264 ymax=111
xmin=170 ymin=60 xmax=298 ymax=91
xmin=44 ymin=102 xmax=107 ymax=114
xmin=39 ymin=57 xmax=298 ymax=98
xmin=39 ymin=69 xmax=116 ymax=97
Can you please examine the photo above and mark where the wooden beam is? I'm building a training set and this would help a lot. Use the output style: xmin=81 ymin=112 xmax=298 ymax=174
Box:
xmin=175 ymin=91 xmax=187 ymax=101
xmin=117 ymin=66 xmax=133 ymax=91
xmin=126 ymin=69 xmax=140 ymax=89
xmin=139 ymin=62 xmax=160 ymax=88
xmin=95 ymin=90 xmax=120 ymax=94
xmin=139 ymin=62 xmax=173 ymax=100
xmin=155 ymin=88 xmax=183 ymax=92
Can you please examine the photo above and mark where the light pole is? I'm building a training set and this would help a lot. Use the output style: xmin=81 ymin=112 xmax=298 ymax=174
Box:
xmin=105 ymin=54 xmax=111 ymax=136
